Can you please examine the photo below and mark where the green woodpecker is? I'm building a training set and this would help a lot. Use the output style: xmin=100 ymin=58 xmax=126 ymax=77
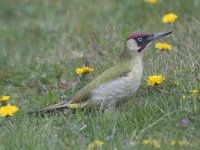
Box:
xmin=28 ymin=31 xmax=172 ymax=114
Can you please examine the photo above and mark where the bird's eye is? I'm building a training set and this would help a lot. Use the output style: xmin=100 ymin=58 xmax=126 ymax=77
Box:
xmin=138 ymin=37 xmax=143 ymax=41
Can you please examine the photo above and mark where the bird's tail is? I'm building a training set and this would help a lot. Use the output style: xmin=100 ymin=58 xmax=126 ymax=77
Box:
xmin=27 ymin=100 xmax=85 ymax=115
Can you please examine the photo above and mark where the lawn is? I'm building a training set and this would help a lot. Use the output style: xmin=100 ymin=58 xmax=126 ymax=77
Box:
xmin=0 ymin=0 xmax=200 ymax=149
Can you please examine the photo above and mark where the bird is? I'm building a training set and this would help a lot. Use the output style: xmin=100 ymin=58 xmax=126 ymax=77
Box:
xmin=28 ymin=31 xmax=172 ymax=114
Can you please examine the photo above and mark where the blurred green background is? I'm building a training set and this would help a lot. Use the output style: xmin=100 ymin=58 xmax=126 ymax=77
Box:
xmin=0 ymin=0 xmax=200 ymax=149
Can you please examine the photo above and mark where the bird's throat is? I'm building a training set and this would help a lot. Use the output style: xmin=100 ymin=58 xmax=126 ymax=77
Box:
xmin=121 ymin=49 xmax=143 ymax=62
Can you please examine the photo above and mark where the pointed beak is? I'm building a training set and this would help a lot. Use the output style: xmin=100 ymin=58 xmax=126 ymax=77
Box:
xmin=147 ymin=31 xmax=172 ymax=42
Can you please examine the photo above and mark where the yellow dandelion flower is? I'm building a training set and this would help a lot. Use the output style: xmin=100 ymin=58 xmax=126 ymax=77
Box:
xmin=145 ymin=0 xmax=158 ymax=4
xmin=170 ymin=140 xmax=190 ymax=146
xmin=75 ymin=67 xmax=94 ymax=75
xmin=68 ymin=103 xmax=79 ymax=109
xmin=162 ymin=13 xmax=178 ymax=24
xmin=0 ymin=104 xmax=19 ymax=117
xmin=88 ymin=140 xmax=104 ymax=150
xmin=76 ymin=68 xmax=84 ymax=74
xmin=190 ymin=89 xmax=198 ymax=96
xmin=142 ymin=139 xmax=149 ymax=145
xmin=178 ymin=140 xmax=190 ymax=146
xmin=170 ymin=140 xmax=176 ymax=145
xmin=147 ymin=75 xmax=165 ymax=86
xmin=84 ymin=67 xmax=94 ymax=73
xmin=142 ymin=139 xmax=160 ymax=148
xmin=155 ymin=42 xmax=172 ymax=51
xmin=0 ymin=96 xmax=10 ymax=102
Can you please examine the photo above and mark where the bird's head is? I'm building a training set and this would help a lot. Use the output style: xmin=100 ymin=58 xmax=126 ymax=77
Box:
xmin=125 ymin=31 xmax=172 ymax=53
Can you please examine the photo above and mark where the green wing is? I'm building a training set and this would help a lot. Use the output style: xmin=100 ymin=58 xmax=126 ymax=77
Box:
xmin=71 ymin=60 xmax=132 ymax=103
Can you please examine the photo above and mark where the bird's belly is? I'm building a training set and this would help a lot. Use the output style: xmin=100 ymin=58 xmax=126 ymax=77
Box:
xmin=91 ymin=71 xmax=142 ymax=108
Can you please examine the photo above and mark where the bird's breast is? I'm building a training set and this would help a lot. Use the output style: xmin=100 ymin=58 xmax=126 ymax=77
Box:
xmin=91 ymin=58 xmax=143 ymax=108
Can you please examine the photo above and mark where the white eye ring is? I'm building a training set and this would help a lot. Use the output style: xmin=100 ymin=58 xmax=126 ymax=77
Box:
xmin=138 ymin=37 xmax=143 ymax=41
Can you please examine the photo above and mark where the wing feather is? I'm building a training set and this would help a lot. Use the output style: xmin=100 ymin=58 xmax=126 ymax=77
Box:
xmin=71 ymin=60 xmax=132 ymax=103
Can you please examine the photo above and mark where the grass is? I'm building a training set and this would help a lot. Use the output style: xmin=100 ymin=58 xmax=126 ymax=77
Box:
xmin=0 ymin=0 xmax=200 ymax=149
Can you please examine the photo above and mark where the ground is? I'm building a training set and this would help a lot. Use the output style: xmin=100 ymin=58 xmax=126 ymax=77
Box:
xmin=0 ymin=0 xmax=200 ymax=149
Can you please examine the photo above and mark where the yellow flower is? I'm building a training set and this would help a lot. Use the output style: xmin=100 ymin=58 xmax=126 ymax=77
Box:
xmin=0 ymin=104 xmax=19 ymax=117
xmin=162 ymin=13 xmax=178 ymax=24
xmin=147 ymin=75 xmax=165 ymax=86
xmin=170 ymin=140 xmax=176 ymax=145
xmin=142 ymin=139 xmax=149 ymax=145
xmin=190 ymin=89 xmax=198 ymax=96
xmin=145 ymin=0 xmax=158 ymax=4
xmin=155 ymin=42 xmax=172 ymax=51
xmin=88 ymin=140 xmax=104 ymax=150
xmin=0 ymin=96 xmax=10 ymax=102
xmin=68 ymin=103 xmax=79 ymax=109
xmin=75 ymin=67 xmax=94 ymax=75
xmin=170 ymin=140 xmax=190 ymax=146
xmin=76 ymin=68 xmax=84 ymax=74
xmin=178 ymin=140 xmax=190 ymax=146
xmin=142 ymin=139 xmax=160 ymax=148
